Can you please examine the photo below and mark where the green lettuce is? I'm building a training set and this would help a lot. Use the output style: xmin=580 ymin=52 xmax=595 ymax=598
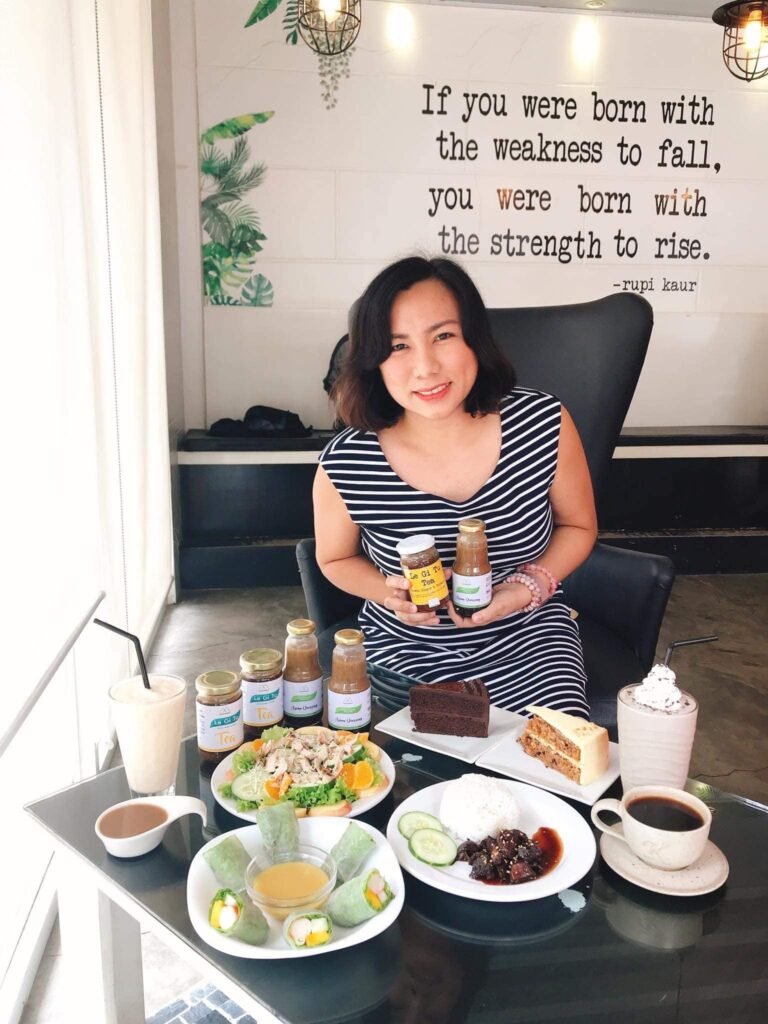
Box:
xmin=286 ymin=778 xmax=357 ymax=809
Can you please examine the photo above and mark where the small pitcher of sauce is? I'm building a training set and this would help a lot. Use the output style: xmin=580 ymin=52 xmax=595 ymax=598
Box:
xmin=95 ymin=795 xmax=207 ymax=858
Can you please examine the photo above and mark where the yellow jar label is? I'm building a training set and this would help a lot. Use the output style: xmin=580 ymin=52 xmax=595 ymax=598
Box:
xmin=403 ymin=559 xmax=449 ymax=607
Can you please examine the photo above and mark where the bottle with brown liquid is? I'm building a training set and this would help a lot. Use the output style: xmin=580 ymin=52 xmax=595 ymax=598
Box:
xmin=196 ymin=670 xmax=244 ymax=763
xmin=283 ymin=619 xmax=324 ymax=728
xmin=239 ymin=649 xmax=284 ymax=740
xmin=452 ymin=518 xmax=493 ymax=618
xmin=395 ymin=534 xmax=449 ymax=613
xmin=327 ymin=628 xmax=371 ymax=732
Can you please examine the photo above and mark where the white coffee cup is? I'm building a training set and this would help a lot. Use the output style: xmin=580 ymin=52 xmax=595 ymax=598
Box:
xmin=591 ymin=786 xmax=711 ymax=871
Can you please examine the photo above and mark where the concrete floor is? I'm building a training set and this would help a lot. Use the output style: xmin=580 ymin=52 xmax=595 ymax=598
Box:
xmin=21 ymin=575 xmax=768 ymax=1022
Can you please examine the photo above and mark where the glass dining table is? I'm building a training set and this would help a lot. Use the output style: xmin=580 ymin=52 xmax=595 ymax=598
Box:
xmin=26 ymin=717 xmax=768 ymax=1024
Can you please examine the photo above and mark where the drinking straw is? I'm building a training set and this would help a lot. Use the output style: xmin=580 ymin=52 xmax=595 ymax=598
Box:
xmin=663 ymin=635 xmax=718 ymax=667
xmin=93 ymin=618 xmax=151 ymax=690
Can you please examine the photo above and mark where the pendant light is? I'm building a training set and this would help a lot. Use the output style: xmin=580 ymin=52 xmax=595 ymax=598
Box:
xmin=713 ymin=2 xmax=768 ymax=81
xmin=298 ymin=0 xmax=362 ymax=56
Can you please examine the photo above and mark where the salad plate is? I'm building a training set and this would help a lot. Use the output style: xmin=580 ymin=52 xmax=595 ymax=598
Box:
xmin=375 ymin=705 xmax=523 ymax=763
xmin=475 ymin=720 xmax=620 ymax=806
xmin=386 ymin=779 xmax=597 ymax=903
xmin=211 ymin=727 xmax=395 ymax=824
xmin=187 ymin=818 xmax=404 ymax=958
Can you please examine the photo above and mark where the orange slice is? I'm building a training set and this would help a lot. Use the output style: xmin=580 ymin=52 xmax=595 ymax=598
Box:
xmin=341 ymin=763 xmax=357 ymax=789
xmin=334 ymin=730 xmax=355 ymax=743
xmin=264 ymin=779 xmax=282 ymax=801
xmin=352 ymin=760 xmax=374 ymax=791
xmin=250 ymin=738 xmax=264 ymax=752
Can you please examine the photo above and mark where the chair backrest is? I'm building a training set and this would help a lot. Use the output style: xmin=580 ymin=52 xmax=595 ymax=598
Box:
xmin=487 ymin=292 xmax=652 ymax=500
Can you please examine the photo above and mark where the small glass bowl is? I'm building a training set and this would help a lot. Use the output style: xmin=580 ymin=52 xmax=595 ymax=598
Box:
xmin=245 ymin=843 xmax=337 ymax=921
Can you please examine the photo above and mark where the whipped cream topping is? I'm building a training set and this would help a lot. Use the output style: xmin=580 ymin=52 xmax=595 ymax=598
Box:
xmin=633 ymin=663 xmax=682 ymax=711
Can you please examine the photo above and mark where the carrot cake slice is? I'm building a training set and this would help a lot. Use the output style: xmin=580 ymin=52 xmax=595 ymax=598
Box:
xmin=519 ymin=706 xmax=608 ymax=785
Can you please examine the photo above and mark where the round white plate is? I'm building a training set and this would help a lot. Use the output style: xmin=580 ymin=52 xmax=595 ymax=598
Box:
xmin=187 ymin=818 xmax=404 ymax=958
xmin=600 ymin=835 xmax=729 ymax=897
xmin=211 ymin=747 xmax=395 ymax=824
xmin=386 ymin=779 xmax=597 ymax=902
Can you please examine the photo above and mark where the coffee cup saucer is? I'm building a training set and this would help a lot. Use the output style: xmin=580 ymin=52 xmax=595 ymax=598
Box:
xmin=599 ymin=834 xmax=728 ymax=897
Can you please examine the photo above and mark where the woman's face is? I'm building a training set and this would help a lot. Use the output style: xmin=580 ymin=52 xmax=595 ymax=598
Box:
xmin=380 ymin=278 xmax=478 ymax=424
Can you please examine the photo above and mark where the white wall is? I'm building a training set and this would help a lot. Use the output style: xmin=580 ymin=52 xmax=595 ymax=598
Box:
xmin=167 ymin=1 xmax=768 ymax=429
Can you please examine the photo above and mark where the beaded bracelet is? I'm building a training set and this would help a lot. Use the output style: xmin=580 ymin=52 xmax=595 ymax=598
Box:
xmin=505 ymin=572 xmax=543 ymax=613
xmin=519 ymin=562 xmax=559 ymax=599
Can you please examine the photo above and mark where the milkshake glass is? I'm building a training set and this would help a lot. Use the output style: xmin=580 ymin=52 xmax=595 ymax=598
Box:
xmin=617 ymin=668 xmax=698 ymax=793
xmin=109 ymin=674 xmax=187 ymax=797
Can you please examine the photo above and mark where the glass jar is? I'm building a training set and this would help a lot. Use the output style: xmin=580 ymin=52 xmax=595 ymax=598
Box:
xmin=283 ymin=619 xmax=324 ymax=728
xmin=239 ymin=648 xmax=284 ymax=740
xmin=452 ymin=518 xmax=493 ymax=617
xmin=327 ymin=628 xmax=371 ymax=732
xmin=195 ymin=670 xmax=244 ymax=764
xmin=395 ymin=534 xmax=449 ymax=612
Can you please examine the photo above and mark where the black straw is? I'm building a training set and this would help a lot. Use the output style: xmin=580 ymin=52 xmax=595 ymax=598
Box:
xmin=93 ymin=618 xmax=151 ymax=689
xmin=663 ymin=634 xmax=718 ymax=668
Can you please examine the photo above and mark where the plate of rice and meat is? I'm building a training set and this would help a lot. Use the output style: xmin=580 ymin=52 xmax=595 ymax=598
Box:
xmin=386 ymin=774 xmax=597 ymax=902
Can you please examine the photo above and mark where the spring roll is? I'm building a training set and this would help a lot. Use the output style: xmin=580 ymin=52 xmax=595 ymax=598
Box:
xmin=256 ymin=801 xmax=299 ymax=860
xmin=208 ymin=888 xmax=268 ymax=945
xmin=326 ymin=869 xmax=393 ymax=927
xmin=203 ymin=835 xmax=250 ymax=890
xmin=283 ymin=910 xmax=333 ymax=949
xmin=330 ymin=822 xmax=376 ymax=884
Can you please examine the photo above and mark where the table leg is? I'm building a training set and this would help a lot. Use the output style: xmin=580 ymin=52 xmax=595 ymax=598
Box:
xmin=56 ymin=852 xmax=145 ymax=1024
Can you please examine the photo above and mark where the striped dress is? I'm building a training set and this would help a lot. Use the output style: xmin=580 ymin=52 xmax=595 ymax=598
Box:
xmin=319 ymin=388 xmax=589 ymax=718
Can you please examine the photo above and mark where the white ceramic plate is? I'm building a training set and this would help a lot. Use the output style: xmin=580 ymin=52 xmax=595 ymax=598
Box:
xmin=475 ymin=720 xmax=621 ymax=806
xmin=211 ymin=747 xmax=395 ymax=824
xmin=386 ymin=779 xmax=596 ymax=903
xmin=187 ymin=818 xmax=404 ymax=958
xmin=375 ymin=705 xmax=523 ymax=763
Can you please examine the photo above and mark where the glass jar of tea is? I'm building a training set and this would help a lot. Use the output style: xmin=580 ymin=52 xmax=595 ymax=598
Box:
xmin=452 ymin=518 xmax=493 ymax=618
xmin=327 ymin=628 xmax=371 ymax=732
xmin=395 ymin=534 xmax=449 ymax=613
xmin=195 ymin=670 xmax=244 ymax=764
xmin=283 ymin=619 xmax=324 ymax=728
xmin=239 ymin=648 xmax=284 ymax=740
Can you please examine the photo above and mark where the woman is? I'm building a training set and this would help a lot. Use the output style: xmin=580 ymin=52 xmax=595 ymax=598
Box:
xmin=313 ymin=256 xmax=597 ymax=716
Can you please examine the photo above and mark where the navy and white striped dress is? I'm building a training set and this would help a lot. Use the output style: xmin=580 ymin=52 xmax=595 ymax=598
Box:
xmin=319 ymin=388 xmax=589 ymax=718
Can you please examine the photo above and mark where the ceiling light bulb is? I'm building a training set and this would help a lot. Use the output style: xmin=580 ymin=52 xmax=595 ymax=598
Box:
xmin=318 ymin=0 xmax=341 ymax=24
xmin=743 ymin=10 xmax=765 ymax=51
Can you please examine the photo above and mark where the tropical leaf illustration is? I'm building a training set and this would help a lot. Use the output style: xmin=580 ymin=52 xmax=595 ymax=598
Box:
xmin=200 ymin=112 xmax=274 ymax=145
xmin=241 ymin=274 xmax=274 ymax=307
xmin=283 ymin=0 xmax=299 ymax=45
xmin=200 ymin=114 xmax=273 ymax=306
xmin=244 ymin=0 xmax=283 ymax=28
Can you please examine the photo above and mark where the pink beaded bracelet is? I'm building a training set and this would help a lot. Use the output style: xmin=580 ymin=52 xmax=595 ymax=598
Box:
xmin=505 ymin=572 xmax=543 ymax=613
xmin=519 ymin=562 xmax=559 ymax=599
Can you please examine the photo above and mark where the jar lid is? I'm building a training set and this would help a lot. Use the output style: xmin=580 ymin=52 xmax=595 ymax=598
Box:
xmin=195 ymin=670 xmax=240 ymax=696
xmin=287 ymin=618 xmax=317 ymax=636
xmin=239 ymin=648 xmax=283 ymax=672
xmin=395 ymin=534 xmax=436 ymax=557
xmin=334 ymin=628 xmax=364 ymax=647
xmin=458 ymin=518 xmax=485 ymax=534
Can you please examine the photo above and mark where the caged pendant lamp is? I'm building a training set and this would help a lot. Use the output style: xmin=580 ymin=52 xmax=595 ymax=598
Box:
xmin=713 ymin=2 xmax=768 ymax=81
xmin=298 ymin=0 xmax=362 ymax=56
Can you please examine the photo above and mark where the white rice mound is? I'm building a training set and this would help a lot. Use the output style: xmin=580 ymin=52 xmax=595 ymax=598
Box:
xmin=439 ymin=774 xmax=520 ymax=842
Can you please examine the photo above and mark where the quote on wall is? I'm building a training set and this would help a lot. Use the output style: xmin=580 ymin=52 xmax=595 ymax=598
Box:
xmin=422 ymin=83 xmax=720 ymax=294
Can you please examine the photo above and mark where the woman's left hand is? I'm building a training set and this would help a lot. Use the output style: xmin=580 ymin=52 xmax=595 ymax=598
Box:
xmin=446 ymin=582 xmax=533 ymax=628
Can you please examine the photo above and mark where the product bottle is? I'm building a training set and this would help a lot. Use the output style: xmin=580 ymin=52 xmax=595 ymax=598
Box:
xmin=395 ymin=534 xmax=449 ymax=612
xmin=283 ymin=619 xmax=324 ymax=728
xmin=452 ymin=518 xmax=493 ymax=618
xmin=327 ymin=628 xmax=371 ymax=732
xmin=239 ymin=648 xmax=284 ymax=740
xmin=195 ymin=670 xmax=244 ymax=764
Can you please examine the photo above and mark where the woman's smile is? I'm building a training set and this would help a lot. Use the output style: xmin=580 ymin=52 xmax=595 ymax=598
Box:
xmin=413 ymin=382 xmax=451 ymax=401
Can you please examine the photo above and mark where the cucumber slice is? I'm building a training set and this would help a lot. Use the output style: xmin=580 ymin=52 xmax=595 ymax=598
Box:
xmin=231 ymin=769 xmax=263 ymax=802
xmin=408 ymin=828 xmax=457 ymax=867
xmin=397 ymin=810 xmax=444 ymax=840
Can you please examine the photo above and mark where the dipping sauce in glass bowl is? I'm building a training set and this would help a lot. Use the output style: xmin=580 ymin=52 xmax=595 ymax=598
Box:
xmin=245 ymin=844 xmax=336 ymax=921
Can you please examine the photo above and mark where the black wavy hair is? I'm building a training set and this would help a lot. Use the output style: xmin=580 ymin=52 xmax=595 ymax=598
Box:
xmin=333 ymin=256 xmax=516 ymax=431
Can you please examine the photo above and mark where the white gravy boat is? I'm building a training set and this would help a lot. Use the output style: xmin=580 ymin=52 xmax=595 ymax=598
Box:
xmin=95 ymin=795 xmax=207 ymax=858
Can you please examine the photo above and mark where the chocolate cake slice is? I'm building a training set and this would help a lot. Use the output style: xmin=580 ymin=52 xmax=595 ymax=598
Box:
xmin=409 ymin=679 xmax=490 ymax=738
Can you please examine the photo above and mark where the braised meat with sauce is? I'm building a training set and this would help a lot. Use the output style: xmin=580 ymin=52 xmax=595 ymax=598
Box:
xmin=456 ymin=827 xmax=556 ymax=885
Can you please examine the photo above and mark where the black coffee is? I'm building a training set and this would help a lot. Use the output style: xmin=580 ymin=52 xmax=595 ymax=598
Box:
xmin=627 ymin=796 xmax=704 ymax=832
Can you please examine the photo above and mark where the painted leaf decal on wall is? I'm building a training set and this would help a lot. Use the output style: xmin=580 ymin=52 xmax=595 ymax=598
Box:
xmin=241 ymin=274 xmax=274 ymax=307
xmin=200 ymin=112 xmax=274 ymax=145
xmin=244 ymin=0 xmax=283 ymax=28
xmin=283 ymin=0 xmax=299 ymax=45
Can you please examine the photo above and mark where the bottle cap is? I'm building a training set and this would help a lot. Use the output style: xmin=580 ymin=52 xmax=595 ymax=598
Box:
xmin=396 ymin=534 xmax=436 ymax=556
xmin=239 ymin=648 xmax=283 ymax=673
xmin=195 ymin=670 xmax=240 ymax=696
xmin=334 ymin=628 xmax=364 ymax=646
xmin=287 ymin=618 xmax=317 ymax=636
xmin=458 ymin=518 xmax=485 ymax=534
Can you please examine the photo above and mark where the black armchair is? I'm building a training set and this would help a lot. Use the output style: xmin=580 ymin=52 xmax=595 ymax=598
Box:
xmin=297 ymin=293 xmax=675 ymax=734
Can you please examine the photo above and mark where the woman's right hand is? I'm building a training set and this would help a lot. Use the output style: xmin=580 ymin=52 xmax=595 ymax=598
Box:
xmin=382 ymin=575 xmax=441 ymax=626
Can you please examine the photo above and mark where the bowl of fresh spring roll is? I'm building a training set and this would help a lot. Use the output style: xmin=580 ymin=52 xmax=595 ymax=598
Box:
xmin=187 ymin=800 xmax=404 ymax=958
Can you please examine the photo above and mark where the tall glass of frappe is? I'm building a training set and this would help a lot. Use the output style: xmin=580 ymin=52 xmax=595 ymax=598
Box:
xmin=109 ymin=674 xmax=187 ymax=797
